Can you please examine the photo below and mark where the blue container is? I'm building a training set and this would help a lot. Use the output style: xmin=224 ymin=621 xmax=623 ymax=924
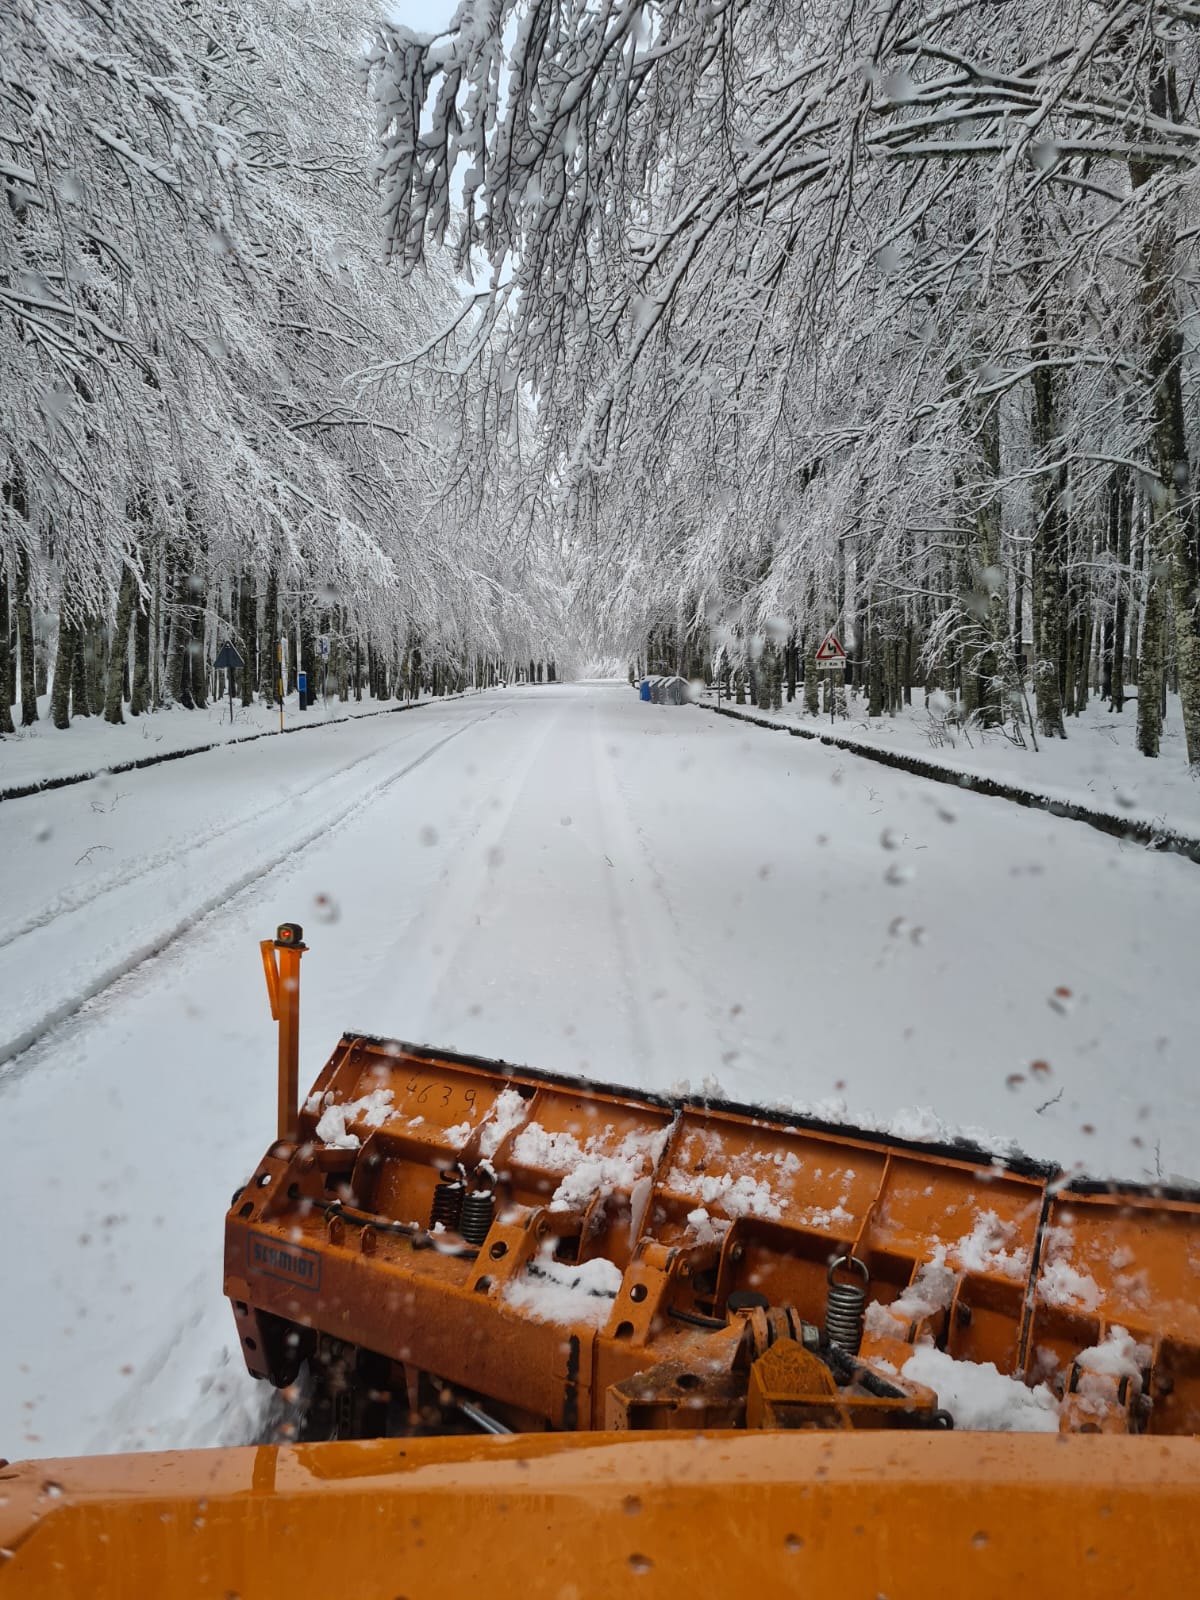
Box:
xmin=640 ymin=679 xmax=652 ymax=701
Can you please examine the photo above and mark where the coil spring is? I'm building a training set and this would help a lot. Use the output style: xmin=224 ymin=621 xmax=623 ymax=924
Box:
xmin=824 ymin=1255 xmax=870 ymax=1356
xmin=460 ymin=1187 xmax=496 ymax=1246
xmin=429 ymin=1168 xmax=466 ymax=1232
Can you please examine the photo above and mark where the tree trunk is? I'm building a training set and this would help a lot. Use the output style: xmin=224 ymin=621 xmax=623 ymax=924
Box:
xmin=0 ymin=568 xmax=14 ymax=734
xmin=867 ymin=604 xmax=884 ymax=717
xmin=1013 ymin=544 xmax=1025 ymax=682
xmin=1140 ymin=239 xmax=1200 ymax=763
xmin=131 ymin=584 xmax=151 ymax=716
xmin=1107 ymin=604 xmax=1126 ymax=707
xmin=803 ymin=635 xmax=819 ymax=714
xmin=1067 ymin=607 xmax=1080 ymax=713
xmin=150 ymin=546 xmax=163 ymax=709
xmin=1100 ymin=475 xmax=1119 ymax=706
xmin=163 ymin=550 xmax=184 ymax=706
xmin=165 ymin=558 xmax=196 ymax=709
xmin=1137 ymin=544 xmax=1167 ymax=757
xmin=1111 ymin=469 xmax=1131 ymax=713
xmin=961 ymin=398 xmax=1006 ymax=726
xmin=1130 ymin=66 xmax=1200 ymax=765
xmin=16 ymin=551 xmax=37 ymax=725
xmin=70 ymin=617 xmax=91 ymax=717
xmin=261 ymin=566 xmax=279 ymax=707
xmin=1032 ymin=514 xmax=1067 ymax=739
xmin=84 ymin=618 xmax=104 ymax=716
xmin=188 ymin=590 xmax=207 ymax=710
xmin=105 ymin=561 xmax=138 ymax=724
xmin=239 ymin=571 xmax=255 ymax=706
xmin=51 ymin=610 xmax=75 ymax=729
xmin=1024 ymin=207 xmax=1069 ymax=741
xmin=287 ymin=607 xmax=298 ymax=695
xmin=1073 ymin=608 xmax=1091 ymax=716
xmin=1029 ymin=368 xmax=1067 ymax=738
xmin=333 ymin=616 xmax=348 ymax=700
xmin=299 ymin=600 xmax=317 ymax=706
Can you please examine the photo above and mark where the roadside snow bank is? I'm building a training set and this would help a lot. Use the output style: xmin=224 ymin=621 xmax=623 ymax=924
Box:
xmin=0 ymin=687 xmax=469 ymax=800
xmin=701 ymin=694 xmax=1200 ymax=861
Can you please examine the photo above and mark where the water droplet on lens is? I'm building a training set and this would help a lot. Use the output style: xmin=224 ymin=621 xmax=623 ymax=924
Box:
xmin=312 ymin=892 xmax=339 ymax=923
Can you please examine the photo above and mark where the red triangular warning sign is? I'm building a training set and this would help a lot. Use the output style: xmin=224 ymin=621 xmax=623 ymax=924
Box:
xmin=814 ymin=631 xmax=846 ymax=663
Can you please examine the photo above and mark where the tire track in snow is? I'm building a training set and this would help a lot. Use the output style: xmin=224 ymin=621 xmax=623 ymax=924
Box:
xmin=587 ymin=716 xmax=657 ymax=1079
xmin=588 ymin=706 xmax=736 ymax=1085
xmin=0 ymin=716 xmax=488 ymax=1078
xmin=374 ymin=701 xmax=562 ymax=1043
xmin=0 ymin=721 xmax=437 ymax=952
xmin=597 ymin=736 xmax=760 ymax=1088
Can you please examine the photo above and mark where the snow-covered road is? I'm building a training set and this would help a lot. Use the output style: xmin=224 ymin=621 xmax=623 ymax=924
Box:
xmin=1 ymin=682 xmax=1194 ymax=1459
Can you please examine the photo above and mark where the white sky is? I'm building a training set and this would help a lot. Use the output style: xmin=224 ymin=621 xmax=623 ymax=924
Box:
xmin=389 ymin=0 xmax=458 ymax=32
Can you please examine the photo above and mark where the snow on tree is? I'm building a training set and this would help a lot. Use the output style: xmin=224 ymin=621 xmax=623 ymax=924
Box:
xmin=373 ymin=0 xmax=1200 ymax=764
xmin=1 ymin=0 xmax=562 ymax=732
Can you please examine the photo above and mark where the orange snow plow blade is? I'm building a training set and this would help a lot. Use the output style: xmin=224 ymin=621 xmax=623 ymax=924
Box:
xmin=219 ymin=1009 xmax=1200 ymax=1440
xmin=4 ymin=1432 xmax=1200 ymax=1599
xmin=6 ymin=925 xmax=1200 ymax=1596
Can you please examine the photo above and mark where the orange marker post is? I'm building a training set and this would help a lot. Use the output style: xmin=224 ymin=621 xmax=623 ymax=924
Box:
xmin=261 ymin=922 xmax=307 ymax=1143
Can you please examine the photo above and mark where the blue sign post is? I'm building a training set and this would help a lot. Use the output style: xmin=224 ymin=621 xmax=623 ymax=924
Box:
xmin=297 ymin=670 xmax=308 ymax=712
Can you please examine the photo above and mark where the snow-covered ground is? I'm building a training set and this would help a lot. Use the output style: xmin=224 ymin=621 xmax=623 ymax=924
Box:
xmin=1 ymin=681 xmax=1195 ymax=1459
xmin=702 ymin=686 xmax=1200 ymax=841
xmin=0 ymin=685 xmax=466 ymax=793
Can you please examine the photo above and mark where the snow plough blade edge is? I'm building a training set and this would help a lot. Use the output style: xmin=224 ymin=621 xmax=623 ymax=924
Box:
xmin=222 ymin=1025 xmax=1200 ymax=1441
xmin=4 ymin=1432 xmax=1200 ymax=1599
